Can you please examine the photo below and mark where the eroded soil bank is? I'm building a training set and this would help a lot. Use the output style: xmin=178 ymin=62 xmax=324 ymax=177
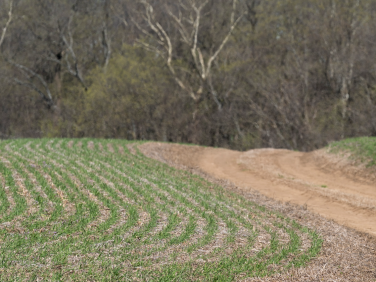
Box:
xmin=140 ymin=143 xmax=376 ymax=237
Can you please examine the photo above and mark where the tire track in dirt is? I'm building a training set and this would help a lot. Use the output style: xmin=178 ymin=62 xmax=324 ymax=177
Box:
xmin=140 ymin=143 xmax=376 ymax=237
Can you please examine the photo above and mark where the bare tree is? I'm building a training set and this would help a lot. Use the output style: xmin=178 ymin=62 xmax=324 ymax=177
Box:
xmin=323 ymin=0 xmax=366 ymax=136
xmin=133 ymin=0 xmax=244 ymax=110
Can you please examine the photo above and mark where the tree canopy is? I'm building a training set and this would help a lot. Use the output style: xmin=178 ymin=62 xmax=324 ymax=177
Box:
xmin=1 ymin=0 xmax=375 ymax=151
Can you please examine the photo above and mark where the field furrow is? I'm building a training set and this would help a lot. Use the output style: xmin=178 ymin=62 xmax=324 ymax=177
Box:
xmin=0 ymin=173 xmax=15 ymax=219
xmin=0 ymin=139 xmax=325 ymax=281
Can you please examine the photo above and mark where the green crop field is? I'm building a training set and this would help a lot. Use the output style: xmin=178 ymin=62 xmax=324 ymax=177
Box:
xmin=0 ymin=139 xmax=322 ymax=281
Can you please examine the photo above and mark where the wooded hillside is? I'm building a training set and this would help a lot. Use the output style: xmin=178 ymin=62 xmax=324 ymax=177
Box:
xmin=1 ymin=0 xmax=375 ymax=151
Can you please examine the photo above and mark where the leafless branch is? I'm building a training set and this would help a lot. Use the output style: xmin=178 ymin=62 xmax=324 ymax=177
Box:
xmin=135 ymin=39 xmax=161 ymax=55
xmin=102 ymin=0 xmax=112 ymax=72
xmin=165 ymin=7 xmax=190 ymax=44
xmin=58 ymin=10 xmax=87 ymax=90
xmin=0 ymin=0 xmax=13 ymax=48
xmin=208 ymin=75 xmax=222 ymax=110
xmin=137 ymin=0 xmax=243 ymax=106
xmin=206 ymin=11 xmax=244 ymax=78
xmin=190 ymin=0 xmax=208 ymax=79
xmin=137 ymin=1 xmax=198 ymax=101
xmin=8 ymin=60 xmax=53 ymax=105
xmin=13 ymin=78 xmax=50 ymax=103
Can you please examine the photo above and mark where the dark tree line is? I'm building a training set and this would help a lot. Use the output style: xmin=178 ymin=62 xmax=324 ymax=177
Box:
xmin=1 ymin=0 xmax=376 ymax=151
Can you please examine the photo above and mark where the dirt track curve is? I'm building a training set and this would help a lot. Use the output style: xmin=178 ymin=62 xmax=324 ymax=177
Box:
xmin=140 ymin=143 xmax=376 ymax=237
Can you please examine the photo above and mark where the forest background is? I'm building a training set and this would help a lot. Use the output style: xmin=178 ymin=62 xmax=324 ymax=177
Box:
xmin=1 ymin=0 xmax=375 ymax=151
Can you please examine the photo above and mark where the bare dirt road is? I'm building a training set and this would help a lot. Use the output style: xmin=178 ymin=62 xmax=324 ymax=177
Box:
xmin=140 ymin=143 xmax=376 ymax=237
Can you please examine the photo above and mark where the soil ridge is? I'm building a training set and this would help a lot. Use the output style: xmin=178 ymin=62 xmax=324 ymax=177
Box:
xmin=140 ymin=142 xmax=376 ymax=237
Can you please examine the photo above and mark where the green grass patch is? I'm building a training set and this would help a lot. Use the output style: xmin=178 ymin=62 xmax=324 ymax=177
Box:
xmin=328 ymin=137 xmax=376 ymax=167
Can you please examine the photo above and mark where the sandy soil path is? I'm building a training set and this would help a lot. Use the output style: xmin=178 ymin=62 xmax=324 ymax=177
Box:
xmin=140 ymin=143 xmax=376 ymax=237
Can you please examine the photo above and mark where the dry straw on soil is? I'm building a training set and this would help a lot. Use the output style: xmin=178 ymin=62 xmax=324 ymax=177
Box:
xmin=140 ymin=143 xmax=376 ymax=281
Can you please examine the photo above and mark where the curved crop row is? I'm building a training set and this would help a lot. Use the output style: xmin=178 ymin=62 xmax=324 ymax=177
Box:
xmin=0 ymin=139 xmax=322 ymax=281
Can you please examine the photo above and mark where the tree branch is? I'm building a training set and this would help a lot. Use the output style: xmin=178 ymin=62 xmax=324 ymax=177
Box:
xmin=13 ymin=78 xmax=51 ymax=103
xmin=58 ymin=10 xmax=87 ymax=90
xmin=0 ymin=0 xmax=13 ymax=48
xmin=137 ymin=0 xmax=242 ymax=105
xmin=190 ymin=0 xmax=208 ymax=79
xmin=102 ymin=0 xmax=112 ymax=72
xmin=206 ymin=11 xmax=244 ymax=78
xmin=8 ymin=60 xmax=53 ymax=105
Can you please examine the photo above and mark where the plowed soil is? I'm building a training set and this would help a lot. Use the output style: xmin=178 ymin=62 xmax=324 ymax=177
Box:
xmin=140 ymin=143 xmax=376 ymax=237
